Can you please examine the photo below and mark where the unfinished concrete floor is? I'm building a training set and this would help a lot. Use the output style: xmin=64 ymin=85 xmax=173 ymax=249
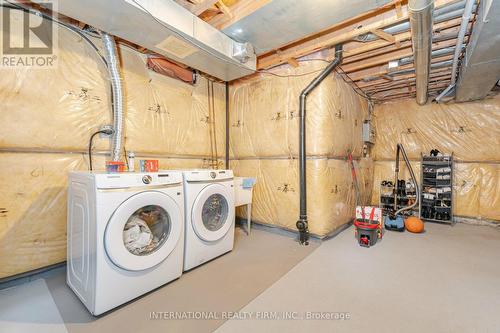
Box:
xmin=217 ymin=222 xmax=500 ymax=332
xmin=0 ymin=226 xmax=318 ymax=333
xmin=1 ymin=222 xmax=499 ymax=333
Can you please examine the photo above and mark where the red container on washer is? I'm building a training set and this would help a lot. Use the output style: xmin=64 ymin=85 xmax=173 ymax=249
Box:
xmin=106 ymin=161 xmax=126 ymax=173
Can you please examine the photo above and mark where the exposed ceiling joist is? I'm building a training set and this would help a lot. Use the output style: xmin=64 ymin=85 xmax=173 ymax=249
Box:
xmin=366 ymin=75 xmax=452 ymax=94
xmin=340 ymin=16 xmax=462 ymax=61
xmin=207 ymin=0 xmax=271 ymax=30
xmin=359 ymin=68 xmax=452 ymax=89
xmin=347 ymin=53 xmax=454 ymax=82
xmin=342 ymin=37 xmax=465 ymax=74
xmin=395 ymin=1 xmax=403 ymax=18
xmin=215 ymin=1 xmax=232 ymax=18
xmin=191 ymin=0 xmax=219 ymax=16
xmin=342 ymin=22 xmax=465 ymax=65
xmin=257 ymin=0 xmax=456 ymax=70
xmin=370 ymin=28 xmax=396 ymax=43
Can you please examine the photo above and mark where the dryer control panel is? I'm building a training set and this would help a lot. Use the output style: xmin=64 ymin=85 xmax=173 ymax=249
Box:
xmin=184 ymin=169 xmax=234 ymax=182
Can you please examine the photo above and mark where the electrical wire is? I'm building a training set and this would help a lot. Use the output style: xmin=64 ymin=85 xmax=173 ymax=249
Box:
xmin=257 ymin=68 xmax=325 ymax=78
xmin=335 ymin=66 xmax=379 ymax=103
xmin=88 ymin=130 xmax=105 ymax=171
xmin=123 ymin=146 xmax=129 ymax=171
xmin=257 ymin=57 xmax=376 ymax=102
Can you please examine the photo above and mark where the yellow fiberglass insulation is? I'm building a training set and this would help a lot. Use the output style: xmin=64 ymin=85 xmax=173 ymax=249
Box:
xmin=0 ymin=14 xmax=225 ymax=278
xmin=230 ymin=60 xmax=372 ymax=237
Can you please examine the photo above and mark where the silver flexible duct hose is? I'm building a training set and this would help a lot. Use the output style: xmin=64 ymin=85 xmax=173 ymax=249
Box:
xmin=101 ymin=32 xmax=124 ymax=162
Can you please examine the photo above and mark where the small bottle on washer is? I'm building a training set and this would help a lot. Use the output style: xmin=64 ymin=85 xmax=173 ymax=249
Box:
xmin=128 ymin=151 xmax=135 ymax=172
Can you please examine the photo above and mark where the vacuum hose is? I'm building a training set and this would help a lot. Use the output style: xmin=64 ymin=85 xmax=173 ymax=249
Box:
xmin=394 ymin=143 xmax=420 ymax=216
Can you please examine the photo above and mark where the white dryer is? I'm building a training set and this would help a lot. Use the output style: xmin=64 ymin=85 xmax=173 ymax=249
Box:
xmin=182 ymin=169 xmax=235 ymax=271
xmin=67 ymin=171 xmax=184 ymax=315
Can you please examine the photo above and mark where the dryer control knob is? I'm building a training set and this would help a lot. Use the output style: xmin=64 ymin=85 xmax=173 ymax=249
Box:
xmin=142 ymin=175 xmax=152 ymax=184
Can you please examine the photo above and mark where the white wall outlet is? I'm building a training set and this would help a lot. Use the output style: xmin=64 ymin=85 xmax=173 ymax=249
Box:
xmin=99 ymin=125 xmax=114 ymax=138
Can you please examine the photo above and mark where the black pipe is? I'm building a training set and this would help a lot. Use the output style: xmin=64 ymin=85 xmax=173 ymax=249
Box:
xmin=393 ymin=144 xmax=401 ymax=214
xmin=296 ymin=44 xmax=343 ymax=245
xmin=225 ymin=82 xmax=230 ymax=169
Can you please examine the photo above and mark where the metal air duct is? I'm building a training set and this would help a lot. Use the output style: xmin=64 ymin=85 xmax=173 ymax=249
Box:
xmin=101 ymin=32 xmax=124 ymax=162
xmin=34 ymin=0 xmax=256 ymax=81
xmin=456 ymin=0 xmax=500 ymax=102
xmin=408 ymin=0 xmax=434 ymax=105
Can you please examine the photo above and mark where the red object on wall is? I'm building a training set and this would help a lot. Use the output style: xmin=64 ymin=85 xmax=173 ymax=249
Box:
xmin=147 ymin=56 xmax=195 ymax=84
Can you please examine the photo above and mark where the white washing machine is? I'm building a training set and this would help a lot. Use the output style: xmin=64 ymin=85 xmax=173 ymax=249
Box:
xmin=182 ymin=169 xmax=235 ymax=271
xmin=67 ymin=171 xmax=184 ymax=315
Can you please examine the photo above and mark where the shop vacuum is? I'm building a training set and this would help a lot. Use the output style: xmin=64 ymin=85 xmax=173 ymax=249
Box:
xmin=384 ymin=143 xmax=420 ymax=231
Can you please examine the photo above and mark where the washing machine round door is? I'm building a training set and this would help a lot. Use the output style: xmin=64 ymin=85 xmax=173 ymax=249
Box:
xmin=104 ymin=191 xmax=182 ymax=271
xmin=191 ymin=183 xmax=234 ymax=242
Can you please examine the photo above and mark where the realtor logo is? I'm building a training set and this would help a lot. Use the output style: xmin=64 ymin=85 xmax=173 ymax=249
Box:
xmin=1 ymin=1 xmax=58 ymax=67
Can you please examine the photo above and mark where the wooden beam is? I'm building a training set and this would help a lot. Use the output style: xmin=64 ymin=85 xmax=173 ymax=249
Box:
xmin=207 ymin=0 xmax=271 ymax=30
xmin=372 ymin=83 xmax=449 ymax=98
xmin=359 ymin=69 xmax=452 ymax=89
xmin=371 ymin=27 xmax=401 ymax=48
xmin=342 ymin=17 xmax=463 ymax=60
xmin=216 ymin=1 xmax=232 ymax=18
xmin=395 ymin=1 xmax=403 ymax=18
xmin=341 ymin=38 xmax=460 ymax=74
xmin=286 ymin=58 xmax=300 ymax=68
xmin=370 ymin=28 xmax=395 ymax=43
xmin=342 ymin=21 xmax=463 ymax=65
xmin=366 ymin=75 xmax=452 ymax=93
xmin=257 ymin=0 xmax=456 ymax=70
xmin=260 ymin=0 xmax=410 ymax=58
xmin=347 ymin=54 xmax=454 ymax=82
xmin=191 ymin=0 xmax=219 ymax=15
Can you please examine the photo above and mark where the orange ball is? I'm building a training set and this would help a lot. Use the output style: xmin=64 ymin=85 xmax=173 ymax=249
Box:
xmin=405 ymin=216 xmax=425 ymax=233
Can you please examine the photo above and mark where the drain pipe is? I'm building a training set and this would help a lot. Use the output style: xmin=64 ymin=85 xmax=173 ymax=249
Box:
xmin=409 ymin=0 xmax=434 ymax=105
xmin=435 ymin=0 xmax=475 ymax=103
xmin=101 ymin=31 xmax=124 ymax=161
xmin=296 ymin=44 xmax=343 ymax=245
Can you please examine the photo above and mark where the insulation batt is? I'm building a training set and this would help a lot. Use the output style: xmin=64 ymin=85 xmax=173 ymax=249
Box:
xmin=230 ymin=61 xmax=367 ymax=159
xmin=233 ymin=158 xmax=373 ymax=236
xmin=0 ymin=12 xmax=225 ymax=278
xmin=372 ymin=96 xmax=500 ymax=161
xmin=372 ymin=96 xmax=500 ymax=221
xmin=230 ymin=59 xmax=372 ymax=237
